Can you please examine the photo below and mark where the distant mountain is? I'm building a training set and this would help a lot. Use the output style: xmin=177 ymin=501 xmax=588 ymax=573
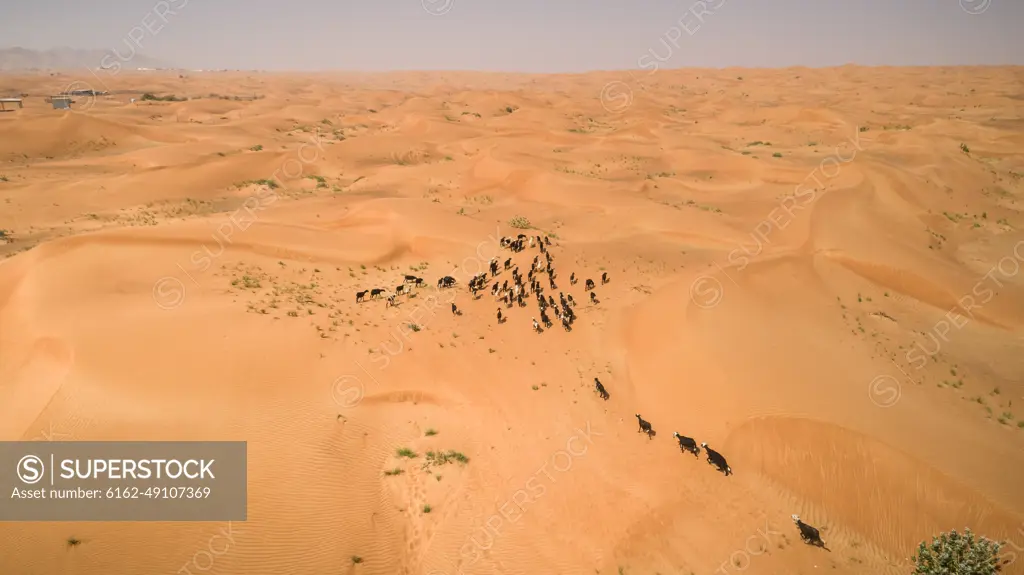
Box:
xmin=0 ymin=47 xmax=173 ymax=71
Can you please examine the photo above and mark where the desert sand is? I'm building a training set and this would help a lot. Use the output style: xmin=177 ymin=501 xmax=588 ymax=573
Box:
xmin=1 ymin=66 xmax=1023 ymax=575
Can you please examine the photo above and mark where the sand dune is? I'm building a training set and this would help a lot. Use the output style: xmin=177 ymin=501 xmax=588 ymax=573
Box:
xmin=1 ymin=67 xmax=1023 ymax=575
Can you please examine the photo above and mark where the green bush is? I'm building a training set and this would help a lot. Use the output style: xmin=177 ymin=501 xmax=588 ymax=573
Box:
xmin=509 ymin=216 xmax=531 ymax=229
xmin=912 ymin=528 xmax=1002 ymax=575
xmin=141 ymin=93 xmax=186 ymax=102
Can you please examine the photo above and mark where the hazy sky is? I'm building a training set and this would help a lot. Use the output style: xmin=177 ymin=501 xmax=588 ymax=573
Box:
xmin=3 ymin=0 xmax=1022 ymax=71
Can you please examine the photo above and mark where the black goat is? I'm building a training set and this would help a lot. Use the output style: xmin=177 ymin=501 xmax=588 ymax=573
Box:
xmin=792 ymin=515 xmax=825 ymax=547
xmin=594 ymin=378 xmax=609 ymax=400
xmin=356 ymin=290 xmax=367 ymax=302
xmin=585 ymin=279 xmax=595 ymax=290
xmin=590 ymin=292 xmax=599 ymax=304
xmin=396 ymin=284 xmax=407 ymax=295
xmin=672 ymin=432 xmax=700 ymax=457
xmin=563 ymin=306 xmax=575 ymax=322
xmin=496 ymin=308 xmax=504 ymax=323
xmin=403 ymin=274 xmax=418 ymax=283
xmin=602 ymin=272 xmax=609 ymax=284
xmin=570 ymin=273 xmax=577 ymax=285
xmin=700 ymin=443 xmax=732 ymax=475
xmin=370 ymin=288 xmax=385 ymax=299
xmin=451 ymin=303 xmax=460 ymax=315
xmin=635 ymin=413 xmax=653 ymax=438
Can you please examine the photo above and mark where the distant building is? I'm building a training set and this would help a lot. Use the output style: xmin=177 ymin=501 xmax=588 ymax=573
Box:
xmin=0 ymin=97 xmax=22 ymax=111
xmin=51 ymin=96 xmax=71 ymax=110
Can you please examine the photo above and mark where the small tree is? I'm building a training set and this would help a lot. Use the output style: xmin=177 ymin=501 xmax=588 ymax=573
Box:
xmin=912 ymin=528 xmax=1002 ymax=575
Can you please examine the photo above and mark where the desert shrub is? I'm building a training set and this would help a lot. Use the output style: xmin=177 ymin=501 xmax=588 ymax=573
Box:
xmin=235 ymin=179 xmax=279 ymax=190
xmin=509 ymin=216 xmax=531 ymax=229
xmin=425 ymin=450 xmax=469 ymax=466
xmin=912 ymin=528 xmax=1002 ymax=575
xmin=141 ymin=93 xmax=186 ymax=102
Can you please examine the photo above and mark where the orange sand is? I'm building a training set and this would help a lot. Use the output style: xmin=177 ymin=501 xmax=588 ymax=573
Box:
xmin=1 ymin=67 xmax=1023 ymax=575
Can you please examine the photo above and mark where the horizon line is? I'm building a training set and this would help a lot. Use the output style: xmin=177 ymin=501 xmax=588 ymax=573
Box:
xmin=3 ymin=63 xmax=1024 ymax=76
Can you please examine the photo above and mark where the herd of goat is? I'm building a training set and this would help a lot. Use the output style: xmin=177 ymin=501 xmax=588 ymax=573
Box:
xmin=353 ymin=232 xmax=827 ymax=549
xmin=620 ymin=391 xmax=825 ymax=548
xmin=354 ymin=232 xmax=607 ymax=334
